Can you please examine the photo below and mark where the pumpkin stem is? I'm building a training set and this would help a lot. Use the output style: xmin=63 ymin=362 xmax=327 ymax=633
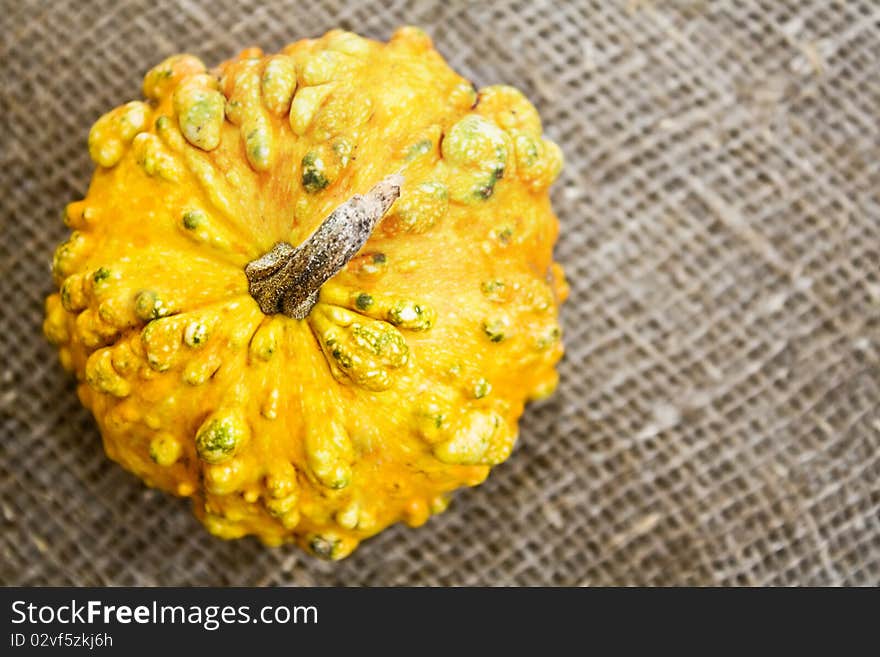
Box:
xmin=246 ymin=174 xmax=403 ymax=319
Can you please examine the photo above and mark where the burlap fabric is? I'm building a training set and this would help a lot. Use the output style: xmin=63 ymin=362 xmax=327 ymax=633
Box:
xmin=2 ymin=0 xmax=878 ymax=586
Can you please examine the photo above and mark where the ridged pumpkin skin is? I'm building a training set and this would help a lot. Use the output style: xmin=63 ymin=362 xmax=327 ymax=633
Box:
xmin=44 ymin=27 xmax=567 ymax=558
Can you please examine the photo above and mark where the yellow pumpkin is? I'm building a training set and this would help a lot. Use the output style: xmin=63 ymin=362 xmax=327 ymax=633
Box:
xmin=43 ymin=26 xmax=567 ymax=558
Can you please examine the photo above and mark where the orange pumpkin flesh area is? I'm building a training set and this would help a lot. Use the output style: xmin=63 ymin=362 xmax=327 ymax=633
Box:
xmin=44 ymin=27 xmax=567 ymax=558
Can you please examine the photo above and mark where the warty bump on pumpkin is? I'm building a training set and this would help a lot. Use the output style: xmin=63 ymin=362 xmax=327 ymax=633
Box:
xmin=43 ymin=26 xmax=568 ymax=559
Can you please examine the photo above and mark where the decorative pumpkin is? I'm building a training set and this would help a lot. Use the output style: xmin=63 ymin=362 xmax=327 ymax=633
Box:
xmin=44 ymin=26 xmax=567 ymax=559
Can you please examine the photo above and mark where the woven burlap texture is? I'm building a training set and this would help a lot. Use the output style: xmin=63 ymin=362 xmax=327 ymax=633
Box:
xmin=2 ymin=0 xmax=878 ymax=586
